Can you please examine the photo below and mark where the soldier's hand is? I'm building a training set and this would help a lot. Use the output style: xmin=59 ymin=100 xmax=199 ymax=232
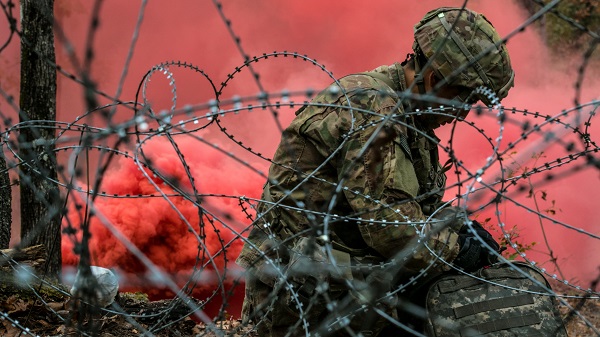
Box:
xmin=460 ymin=220 xmax=500 ymax=253
xmin=453 ymin=221 xmax=501 ymax=272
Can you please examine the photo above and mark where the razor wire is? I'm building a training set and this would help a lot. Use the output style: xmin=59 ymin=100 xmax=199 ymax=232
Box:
xmin=0 ymin=0 xmax=599 ymax=336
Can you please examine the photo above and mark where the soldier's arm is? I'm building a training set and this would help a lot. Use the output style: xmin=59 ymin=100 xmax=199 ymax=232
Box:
xmin=303 ymin=86 xmax=460 ymax=270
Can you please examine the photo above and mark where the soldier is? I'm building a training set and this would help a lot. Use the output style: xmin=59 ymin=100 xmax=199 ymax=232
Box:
xmin=236 ymin=7 xmax=515 ymax=337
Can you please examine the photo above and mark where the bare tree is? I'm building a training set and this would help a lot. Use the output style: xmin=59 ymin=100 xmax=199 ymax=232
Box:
xmin=0 ymin=150 xmax=10 ymax=249
xmin=18 ymin=0 xmax=61 ymax=279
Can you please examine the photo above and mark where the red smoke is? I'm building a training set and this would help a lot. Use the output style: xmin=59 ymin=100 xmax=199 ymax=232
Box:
xmin=0 ymin=0 xmax=597 ymax=317
xmin=62 ymin=136 xmax=264 ymax=316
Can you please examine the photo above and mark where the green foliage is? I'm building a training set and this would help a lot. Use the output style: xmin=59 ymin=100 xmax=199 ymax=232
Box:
xmin=498 ymin=224 xmax=538 ymax=260
xmin=495 ymin=150 xmax=564 ymax=277
xmin=120 ymin=292 xmax=149 ymax=303
xmin=541 ymin=0 xmax=600 ymax=53
xmin=480 ymin=217 xmax=537 ymax=260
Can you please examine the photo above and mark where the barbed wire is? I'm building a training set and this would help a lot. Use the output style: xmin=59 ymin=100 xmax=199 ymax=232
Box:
xmin=0 ymin=0 xmax=599 ymax=336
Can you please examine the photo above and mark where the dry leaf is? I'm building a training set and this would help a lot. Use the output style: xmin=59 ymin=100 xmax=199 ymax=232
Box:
xmin=192 ymin=325 xmax=204 ymax=334
xmin=3 ymin=295 xmax=18 ymax=309
xmin=56 ymin=324 xmax=66 ymax=333
xmin=37 ymin=319 xmax=51 ymax=327
xmin=8 ymin=298 xmax=29 ymax=314
xmin=1 ymin=319 xmax=22 ymax=337
xmin=46 ymin=301 xmax=64 ymax=311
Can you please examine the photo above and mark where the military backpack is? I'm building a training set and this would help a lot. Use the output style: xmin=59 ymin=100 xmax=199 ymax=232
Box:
xmin=423 ymin=262 xmax=568 ymax=337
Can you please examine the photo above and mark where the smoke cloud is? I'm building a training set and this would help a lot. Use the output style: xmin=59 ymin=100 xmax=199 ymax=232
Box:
xmin=61 ymin=136 xmax=263 ymax=315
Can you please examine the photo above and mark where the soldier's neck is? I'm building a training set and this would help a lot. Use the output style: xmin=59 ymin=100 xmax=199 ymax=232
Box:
xmin=402 ymin=64 xmax=417 ymax=93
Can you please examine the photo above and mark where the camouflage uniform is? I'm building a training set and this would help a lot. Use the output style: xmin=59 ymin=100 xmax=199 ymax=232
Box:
xmin=237 ymin=7 xmax=515 ymax=336
xmin=236 ymin=63 xmax=461 ymax=336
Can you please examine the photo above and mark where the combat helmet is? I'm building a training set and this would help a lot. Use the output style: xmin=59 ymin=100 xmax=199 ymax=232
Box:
xmin=413 ymin=7 xmax=515 ymax=106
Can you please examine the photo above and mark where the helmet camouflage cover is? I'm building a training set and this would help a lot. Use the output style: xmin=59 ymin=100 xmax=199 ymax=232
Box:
xmin=413 ymin=7 xmax=515 ymax=105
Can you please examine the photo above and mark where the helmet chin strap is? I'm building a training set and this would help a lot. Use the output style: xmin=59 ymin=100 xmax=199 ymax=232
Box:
xmin=412 ymin=53 xmax=428 ymax=97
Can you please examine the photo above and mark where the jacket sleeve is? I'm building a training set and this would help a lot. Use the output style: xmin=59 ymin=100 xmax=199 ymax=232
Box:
xmin=301 ymin=85 xmax=460 ymax=272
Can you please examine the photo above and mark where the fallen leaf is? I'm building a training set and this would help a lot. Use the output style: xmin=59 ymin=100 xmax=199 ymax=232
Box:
xmin=8 ymin=298 xmax=29 ymax=314
xmin=46 ymin=301 xmax=64 ymax=311
xmin=1 ymin=320 xmax=22 ymax=337
xmin=192 ymin=325 xmax=204 ymax=334
xmin=37 ymin=319 xmax=51 ymax=327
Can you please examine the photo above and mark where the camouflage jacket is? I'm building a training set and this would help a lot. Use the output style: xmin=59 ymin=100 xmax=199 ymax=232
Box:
xmin=237 ymin=63 xmax=460 ymax=277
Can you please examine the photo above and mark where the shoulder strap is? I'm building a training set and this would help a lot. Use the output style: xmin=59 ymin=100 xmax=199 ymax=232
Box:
xmin=360 ymin=69 xmax=413 ymax=163
xmin=360 ymin=62 xmax=405 ymax=91
xmin=360 ymin=71 xmax=396 ymax=90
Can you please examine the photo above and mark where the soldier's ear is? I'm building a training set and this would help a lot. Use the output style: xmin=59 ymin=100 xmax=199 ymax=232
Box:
xmin=426 ymin=70 xmax=440 ymax=88
xmin=421 ymin=70 xmax=440 ymax=93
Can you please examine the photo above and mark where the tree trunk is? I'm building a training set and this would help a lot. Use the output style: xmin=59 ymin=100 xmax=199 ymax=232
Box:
xmin=0 ymin=151 xmax=11 ymax=249
xmin=19 ymin=0 xmax=61 ymax=279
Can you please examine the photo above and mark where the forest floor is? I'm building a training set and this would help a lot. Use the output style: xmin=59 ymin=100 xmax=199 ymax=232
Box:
xmin=0 ymin=280 xmax=598 ymax=336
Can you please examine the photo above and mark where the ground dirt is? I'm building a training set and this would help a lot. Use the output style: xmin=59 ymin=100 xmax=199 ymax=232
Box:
xmin=0 ymin=282 xmax=598 ymax=336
